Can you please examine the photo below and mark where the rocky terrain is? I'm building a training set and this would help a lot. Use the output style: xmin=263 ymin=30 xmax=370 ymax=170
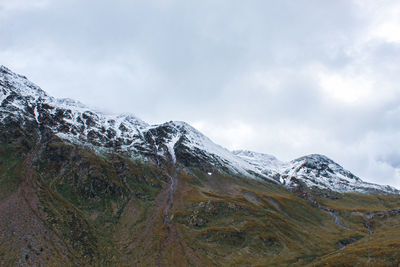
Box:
xmin=1 ymin=66 xmax=400 ymax=266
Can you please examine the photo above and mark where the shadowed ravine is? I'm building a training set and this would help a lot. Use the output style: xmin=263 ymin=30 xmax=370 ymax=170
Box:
xmin=163 ymin=175 xmax=176 ymax=224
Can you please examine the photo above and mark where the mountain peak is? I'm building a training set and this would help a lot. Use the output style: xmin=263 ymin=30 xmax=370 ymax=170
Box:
xmin=0 ymin=66 xmax=47 ymax=100
xmin=293 ymin=153 xmax=332 ymax=162
xmin=0 ymin=65 xmax=11 ymax=73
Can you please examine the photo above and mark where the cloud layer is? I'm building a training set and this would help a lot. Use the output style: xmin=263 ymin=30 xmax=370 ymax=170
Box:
xmin=1 ymin=0 xmax=400 ymax=187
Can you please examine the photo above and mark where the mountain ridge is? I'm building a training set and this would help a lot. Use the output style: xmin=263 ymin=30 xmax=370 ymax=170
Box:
xmin=0 ymin=65 xmax=397 ymax=194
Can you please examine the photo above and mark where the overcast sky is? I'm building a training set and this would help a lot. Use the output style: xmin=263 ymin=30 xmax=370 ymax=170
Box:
xmin=1 ymin=0 xmax=400 ymax=188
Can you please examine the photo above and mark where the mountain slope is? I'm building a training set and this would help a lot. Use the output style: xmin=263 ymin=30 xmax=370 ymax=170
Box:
xmin=1 ymin=66 xmax=400 ymax=266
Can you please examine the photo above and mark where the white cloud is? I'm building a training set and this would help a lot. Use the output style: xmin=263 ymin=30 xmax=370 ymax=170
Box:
xmin=356 ymin=0 xmax=400 ymax=44
xmin=0 ymin=42 xmax=165 ymax=119
xmin=317 ymin=68 xmax=374 ymax=104
xmin=192 ymin=120 xmax=256 ymax=151
xmin=0 ymin=0 xmax=50 ymax=11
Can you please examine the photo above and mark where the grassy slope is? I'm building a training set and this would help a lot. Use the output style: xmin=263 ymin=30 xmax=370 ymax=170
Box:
xmin=312 ymin=194 xmax=400 ymax=266
xmin=172 ymin=170 xmax=362 ymax=266
xmin=0 ymin=137 xmax=400 ymax=266
xmin=313 ymin=216 xmax=400 ymax=266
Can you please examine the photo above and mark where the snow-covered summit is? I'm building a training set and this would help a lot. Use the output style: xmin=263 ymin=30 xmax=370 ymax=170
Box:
xmin=0 ymin=66 xmax=47 ymax=100
xmin=0 ymin=66 xmax=398 ymax=194
xmin=279 ymin=154 xmax=398 ymax=194
xmin=233 ymin=151 xmax=398 ymax=194
xmin=0 ymin=66 xmax=149 ymax=149
xmin=143 ymin=121 xmax=271 ymax=178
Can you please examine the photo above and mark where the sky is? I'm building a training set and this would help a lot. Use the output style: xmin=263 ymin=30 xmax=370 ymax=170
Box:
xmin=1 ymin=0 xmax=400 ymax=188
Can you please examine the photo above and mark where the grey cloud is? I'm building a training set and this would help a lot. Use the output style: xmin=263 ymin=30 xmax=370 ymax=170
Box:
xmin=1 ymin=0 xmax=400 ymax=188
xmin=378 ymin=153 xmax=400 ymax=169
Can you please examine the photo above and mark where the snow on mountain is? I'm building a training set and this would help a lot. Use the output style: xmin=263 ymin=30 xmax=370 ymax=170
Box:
xmin=0 ymin=65 xmax=398 ymax=194
xmin=0 ymin=66 xmax=268 ymax=180
xmin=140 ymin=121 xmax=274 ymax=179
xmin=0 ymin=65 xmax=149 ymax=151
xmin=234 ymin=151 xmax=399 ymax=194
xmin=232 ymin=150 xmax=285 ymax=173
xmin=280 ymin=154 xmax=399 ymax=194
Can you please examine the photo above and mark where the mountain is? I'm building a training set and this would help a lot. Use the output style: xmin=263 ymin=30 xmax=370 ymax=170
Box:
xmin=1 ymin=65 xmax=400 ymax=266
xmin=0 ymin=65 xmax=396 ymax=195
xmin=234 ymin=151 xmax=398 ymax=194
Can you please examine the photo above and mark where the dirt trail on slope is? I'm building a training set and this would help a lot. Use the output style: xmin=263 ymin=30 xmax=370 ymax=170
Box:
xmin=156 ymin=169 xmax=206 ymax=267
xmin=162 ymin=175 xmax=176 ymax=223
xmin=125 ymin=166 xmax=205 ymax=266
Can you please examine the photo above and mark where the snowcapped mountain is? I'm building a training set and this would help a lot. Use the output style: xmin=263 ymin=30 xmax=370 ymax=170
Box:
xmin=234 ymin=151 xmax=398 ymax=194
xmin=0 ymin=65 xmax=398 ymax=194
xmin=280 ymin=154 xmax=398 ymax=194
xmin=0 ymin=66 xmax=267 ymax=177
